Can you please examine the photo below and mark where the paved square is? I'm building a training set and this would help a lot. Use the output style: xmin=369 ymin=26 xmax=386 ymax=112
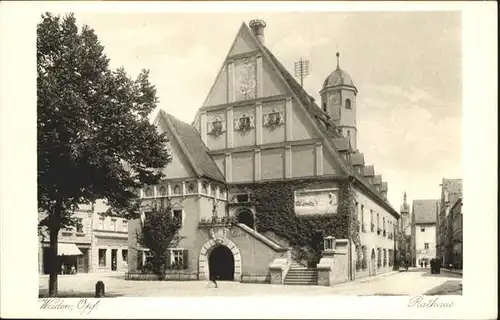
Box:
xmin=39 ymin=268 xmax=462 ymax=297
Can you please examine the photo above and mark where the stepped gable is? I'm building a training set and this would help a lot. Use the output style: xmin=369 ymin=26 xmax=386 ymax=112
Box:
xmin=381 ymin=182 xmax=388 ymax=192
xmin=261 ymin=44 xmax=397 ymax=216
xmin=156 ymin=110 xmax=226 ymax=183
xmin=373 ymin=175 xmax=382 ymax=185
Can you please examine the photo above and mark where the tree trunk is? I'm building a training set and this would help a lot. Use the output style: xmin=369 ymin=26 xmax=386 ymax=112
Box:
xmin=48 ymin=225 xmax=59 ymax=296
xmin=48 ymin=204 xmax=61 ymax=297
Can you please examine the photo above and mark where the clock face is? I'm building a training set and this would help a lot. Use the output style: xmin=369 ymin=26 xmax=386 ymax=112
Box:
xmin=329 ymin=91 xmax=341 ymax=105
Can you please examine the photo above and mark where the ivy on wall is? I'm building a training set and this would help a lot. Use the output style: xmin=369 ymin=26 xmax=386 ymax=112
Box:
xmin=235 ymin=179 xmax=360 ymax=265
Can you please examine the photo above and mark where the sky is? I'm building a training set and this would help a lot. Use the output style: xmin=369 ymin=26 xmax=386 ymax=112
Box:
xmin=71 ymin=11 xmax=462 ymax=210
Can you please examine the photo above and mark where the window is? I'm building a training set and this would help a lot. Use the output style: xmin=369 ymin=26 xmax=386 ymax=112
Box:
xmin=383 ymin=217 xmax=385 ymax=231
xmin=208 ymin=116 xmax=225 ymax=136
xmin=111 ymin=219 xmax=117 ymax=231
xmin=159 ymin=186 xmax=167 ymax=196
xmin=236 ymin=194 xmax=249 ymax=203
xmin=323 ymin=102 xmax=327 ymax=112
xmin=238 ymin=116 xmax=251 ymax=129
xmin=202 ymin=184 xmax=208 ymax=194
xmin=122 ymin=220 xmax=128 ymax=232
xmin=347 ymin=130 xmax=350 ymax=137
xmin=377 ymin=213 xmax=380 ymax=229
xmin=424 ymin=243 xmax=429 ymax=249
xmin=145 ymin=187 xmax=153 ymax=197
xmin=99 ymin=217 xmax=104 ymax=230
xmin=210 ymin=186 xmax=216 ymax=197
xmin=76 ymin=218 xmax=83 ymax=233
xmin=421 ymin=227 xmax=425 ymax=232
xmin=360 ymin=204 xmax=365 ymax=232
xmin=173 ymin=210 xmax=182 ymax=227
xmin=122 ymin=249 xmax=128 ymax=266
xmin=346 ymin=99 xmax=351 ymax=109
xmin=173 ymin=185 xmax=181 ymax=195
xmin=99 ymin=249 xmax=106 ymax=267
xmin=188 ymin=184 xmax=195 ymax=194
xmin=170 ymin=249 xmax=187 ymax=269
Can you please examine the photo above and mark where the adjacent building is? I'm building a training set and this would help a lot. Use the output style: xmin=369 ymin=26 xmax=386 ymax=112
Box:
xmin=39 ymin=206 xmax=93 ymax=274
xmin=398 ymin=192 xmax=412 ymax=262
xmin=38 ymin=202 xmax=129 ymax=274
xmin=410 ymin=199 xmax=439 ymax=267
xmin=436 ymin=178 xmax=463 ymax=268
xmin=128 ymin=19 xmax=400 ymax=284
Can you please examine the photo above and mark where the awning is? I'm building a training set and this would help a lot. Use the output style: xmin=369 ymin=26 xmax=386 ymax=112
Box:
xmin=58 ymin=243 xmax=83 ymax=256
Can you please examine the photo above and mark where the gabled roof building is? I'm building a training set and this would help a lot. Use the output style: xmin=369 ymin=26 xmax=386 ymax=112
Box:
xmin=128 ymin=20 xmax=400 ymax=284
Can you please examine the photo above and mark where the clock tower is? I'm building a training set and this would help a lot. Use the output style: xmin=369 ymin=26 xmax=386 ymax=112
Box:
xmin=320 ymin=52 xmax=358 ymax=151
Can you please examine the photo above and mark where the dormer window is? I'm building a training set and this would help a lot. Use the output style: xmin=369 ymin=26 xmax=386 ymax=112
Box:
xmin=346 ymin=99 xmax=352 ymax=109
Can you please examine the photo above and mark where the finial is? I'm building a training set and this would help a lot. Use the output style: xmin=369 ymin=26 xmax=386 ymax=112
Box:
xmin=403 ymin=191 xmax=407 ymax=202
xmin=336 ymin=52 xmax=340 ymax=69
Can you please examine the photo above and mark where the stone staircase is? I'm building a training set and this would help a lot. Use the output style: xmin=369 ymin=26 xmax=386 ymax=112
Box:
xmin=284 ymin=262 xmax=318 ymax=285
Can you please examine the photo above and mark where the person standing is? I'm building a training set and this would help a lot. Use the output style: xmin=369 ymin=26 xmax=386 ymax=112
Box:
xmin=209 ymin=274 xmax=218 ymax=288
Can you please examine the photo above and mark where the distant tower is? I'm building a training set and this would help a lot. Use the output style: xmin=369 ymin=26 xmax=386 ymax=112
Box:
xmin=400 ymin=191 xmax=411 ymax=236
xmin=319 ymin=52 xmax=358 ymax=151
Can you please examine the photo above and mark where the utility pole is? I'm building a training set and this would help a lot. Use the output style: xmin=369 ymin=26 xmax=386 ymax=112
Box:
xmin=294 ymin=57 xmax=310 ymax=87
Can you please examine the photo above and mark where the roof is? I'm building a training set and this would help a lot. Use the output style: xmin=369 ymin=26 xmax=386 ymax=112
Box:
xmin=350 ymin=153 xmax=365 ymax=166
xmin=160 ymin=111 xmax=226 ymax=183
xmin=261 ymin=41 xmax=398 ymax=217
xmin=323 ymin=67 xmax=356 ymax=90
xmin=412 ymin=199 xmax=439 ymax=224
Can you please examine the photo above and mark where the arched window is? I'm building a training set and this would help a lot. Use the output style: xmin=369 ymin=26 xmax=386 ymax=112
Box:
xmin=173 ymin=185 xmax=181 ymax=195
xmin=188 ymin=183 xmax=195 ymax=194
xmin=202 ymin=184 xmax=208 ymax=194
xmin=323 ymin=102 xmax=327 ymax=112
xmin=145 ymin=188 xmax=153 ymax=197
xmin=346 ymin=99 xmax=352 ymax=109
xmin=159 ymin=186 xmax=167 ymax=196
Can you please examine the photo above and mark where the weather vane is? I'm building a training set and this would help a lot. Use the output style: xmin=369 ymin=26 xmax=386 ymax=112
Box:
xmin=294 ymin=57 xmax=310 ymax=87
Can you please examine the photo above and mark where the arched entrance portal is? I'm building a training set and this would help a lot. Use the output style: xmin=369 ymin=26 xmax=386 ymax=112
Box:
xmin=237 ymin=209 xmax=254 ymax=229
xmin=209 ymin=245 xmax=235 ymax=281
xmin=198 ymin=238 xmax=242 ymax=281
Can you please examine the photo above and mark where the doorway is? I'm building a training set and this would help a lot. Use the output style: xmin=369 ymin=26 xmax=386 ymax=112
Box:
xmin=237 ymin=209 xmax=254 ymax=229
xmin=77 ymin=248 xmax=89 ymax=273
xmin=209 ymin=245 xmax=235 ymax=281
xmin=111 ymin=249 xmax=118 ymax=271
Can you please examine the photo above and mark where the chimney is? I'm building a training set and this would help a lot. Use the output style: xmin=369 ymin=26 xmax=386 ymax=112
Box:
xmin=249 ymin=19 xmax=266 ymax=45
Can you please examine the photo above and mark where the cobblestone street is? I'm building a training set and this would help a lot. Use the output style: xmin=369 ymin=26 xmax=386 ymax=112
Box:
xmin=39 ymin=268 xmax=462 ymax=297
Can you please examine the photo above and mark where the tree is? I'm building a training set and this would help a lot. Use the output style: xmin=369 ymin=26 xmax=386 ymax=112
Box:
xmin=136 ymin=199 xmax=183 ymax=279
xmin=37 ymin=13 xmax=171 ymax=296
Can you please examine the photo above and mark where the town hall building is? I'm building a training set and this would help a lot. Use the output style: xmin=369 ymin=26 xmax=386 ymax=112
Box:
xmin=128 ymin=20 xmax=400 ymax=285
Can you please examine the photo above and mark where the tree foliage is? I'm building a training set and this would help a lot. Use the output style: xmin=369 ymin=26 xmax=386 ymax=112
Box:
xmin=37 ymin=12 xmax=171 ymax=295
xmin=136 ymin=200 xmax=183 ymax=279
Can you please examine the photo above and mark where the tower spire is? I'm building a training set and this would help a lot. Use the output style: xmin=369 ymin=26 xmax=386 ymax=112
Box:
xmin=336 ymin=52 xmax=340 ymax=69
